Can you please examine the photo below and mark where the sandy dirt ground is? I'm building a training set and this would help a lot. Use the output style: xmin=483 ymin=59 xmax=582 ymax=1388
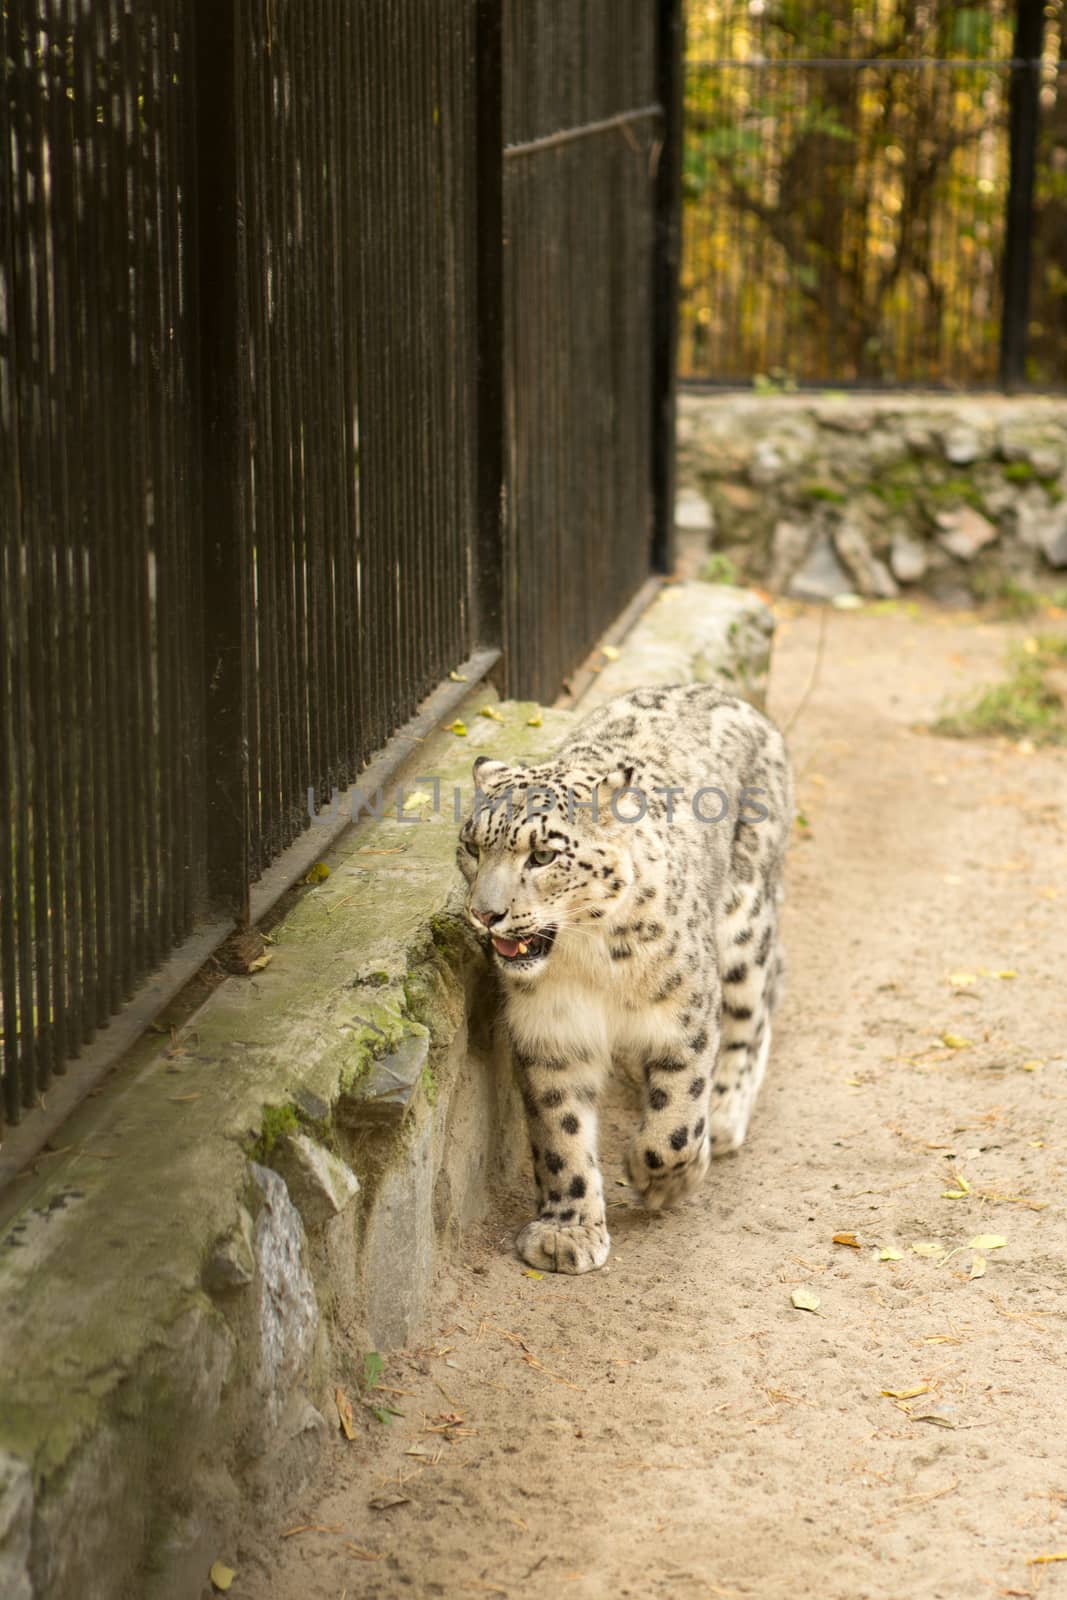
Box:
xmin=241 ymin=605 xmax=1067 ymax=1600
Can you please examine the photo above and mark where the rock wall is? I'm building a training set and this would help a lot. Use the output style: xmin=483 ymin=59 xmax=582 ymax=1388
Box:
xmin=676 ymin=393 xmax=1067 ymax=603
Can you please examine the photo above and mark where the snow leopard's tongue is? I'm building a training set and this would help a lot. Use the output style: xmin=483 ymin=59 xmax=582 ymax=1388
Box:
xmin=491 ymin=935 xmax=522 ymax=959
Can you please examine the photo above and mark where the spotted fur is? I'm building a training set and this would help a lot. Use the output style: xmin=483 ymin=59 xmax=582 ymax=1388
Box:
xmin=457 ymin=683 xmax=793 ymax=1274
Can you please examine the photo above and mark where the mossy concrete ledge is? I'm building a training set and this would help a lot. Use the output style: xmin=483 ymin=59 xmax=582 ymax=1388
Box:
xmin=0 ymin=578 xmax=772 ymax=1600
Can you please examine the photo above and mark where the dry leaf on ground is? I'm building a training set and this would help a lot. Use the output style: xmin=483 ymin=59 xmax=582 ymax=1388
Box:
xmin=790 ymin=1287 xmax=821 ymax=1312
xmin=335 ymin=1387 xmax=356 ymax=1441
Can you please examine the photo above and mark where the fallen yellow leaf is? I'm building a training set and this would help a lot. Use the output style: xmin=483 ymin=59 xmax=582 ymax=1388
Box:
xmin=1028 ymin=1554 xmax=1067 ymax=1566
xmin=941 ymin=1033 xmax=972 ymax=1050
xmin=304 ymin=862 xmax=330 ymax=884
xmin=402 ymin=790 xmax=432 ymax=812
xmin=832 ymin=1232 xmax=861 ymax=1248
xmin=478 ymin=705 xmax=505 ymax=722
xmin=881 ymin=1384 xmax=930 ymax=1400
xmin=527 ymin=711 xmax=543 ymax=727
xmin=968 ymin=1234 xmax=1007 ymax=1251
xmin=210 ymin=1563 xmax=236 ymax=1593
xmin=601 ymin=644 xmax=621 ymax=661
xmin=995 ymin=969 xmax=1018 ymax=980
xmin=247 ymin=952 xmax=273 ymax=973
xmin=523 ymin=1269 xmax=545 ymax=1281
xmin=969 ymin=1255 xmax=987 ymax=1280
xmin=1021 ymin=1059 xmax=1044 ymax=1072
xmin=448 ymin=670 xmax=468 ymax=682
xmin=948 ymin=972 xmax=978 ymax=987
xmin=879 ymin=1247 xmax=903 ymax=1262
xmin=449 ymin=720 xmax=468 ymax=736
xmin=790 ymin=1287 xmax=820 ymax=1313
xmin=912 ymin=1241 xmax=943 ymax=1258
xmin=335 ymin=1387 xmax=356 ymax=1442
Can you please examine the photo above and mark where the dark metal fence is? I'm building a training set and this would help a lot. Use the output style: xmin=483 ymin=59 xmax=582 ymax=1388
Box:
xmin=499 ymin=0 xmax=672 ymax=703
xmin=0 ymin=1 xmax=679 ymax=1148
xmin=1 ymin=0 xmax=203 ymax=1129
xmin=680 ymin=0 xmax=1067 ymax=389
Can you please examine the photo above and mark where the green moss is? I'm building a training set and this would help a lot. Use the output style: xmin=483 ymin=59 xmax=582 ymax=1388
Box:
xmin=933 ymin=633 xmax=1067 ymax=745
xmin=925 ymin=475 xmax=984 ymax=511
xmin=1003 ymin=460 xmax=1037 ymax=484
xmin=799 ymin=480 xmax=847 ymax=505
xmin=249 ymin=1102 xmax=301 ymax=1162
xmin=421 ymin=1062 xmax=439 ymax=1107
xmin=867 ymin=459 xmax=925 ymax=511
xmin=700 ymin=552 xmax=739 ymax=585
xmin=868 ymin=481 xmax=913 ymax=511
xmin=428 ymin=912 xmax=467 ymax=960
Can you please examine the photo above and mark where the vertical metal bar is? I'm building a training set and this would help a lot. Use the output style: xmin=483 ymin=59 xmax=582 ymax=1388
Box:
xmin=0 ymin=1 xmax=20 ymax=1120
xmin=8 ymin=4 xmax=39 ymax=1107
xmin=474 ymin=0 xmax=505 ymax=663
xmin=25 ymin=6 xmax=58 ymax=1088
xmin=651 ymin=0 xmax=682 ymax=573
xmin=999 ymin=0 xmax=1045 ymax=388
xmin=194 ymin=0 xmax=250 ymax=921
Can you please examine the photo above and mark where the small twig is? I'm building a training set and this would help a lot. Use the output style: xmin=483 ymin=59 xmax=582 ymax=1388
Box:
xmin=900 ymin=1476 xmax=960 ymax=1508
xmin=344 ymin=1542 xmax=385 ymax=1561
xmin=783 ymin=603 xmax=830 ymax=737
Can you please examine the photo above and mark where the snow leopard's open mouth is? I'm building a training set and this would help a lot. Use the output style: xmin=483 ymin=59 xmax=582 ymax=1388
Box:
xmin=490 ymin=927 xmax=557 ymax=965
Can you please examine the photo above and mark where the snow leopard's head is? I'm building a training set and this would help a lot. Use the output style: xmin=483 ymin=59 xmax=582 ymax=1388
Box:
xmin=456 ymin=756 xmax=637 ymax=978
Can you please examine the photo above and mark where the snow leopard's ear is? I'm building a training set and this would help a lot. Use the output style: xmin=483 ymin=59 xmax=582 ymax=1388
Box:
xmin=597 ymin=765 xmax=636 ymax=815
xmin=472 ymin=757 xmax=510 ymax=786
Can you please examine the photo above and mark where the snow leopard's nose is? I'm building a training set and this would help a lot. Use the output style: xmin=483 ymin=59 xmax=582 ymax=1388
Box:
xmin=473 ymin=906 xmax=506 ymax=929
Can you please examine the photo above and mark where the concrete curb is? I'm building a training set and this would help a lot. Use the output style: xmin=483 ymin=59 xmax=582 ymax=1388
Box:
xmin=0 ymin=580 xmax=774 ymax=1600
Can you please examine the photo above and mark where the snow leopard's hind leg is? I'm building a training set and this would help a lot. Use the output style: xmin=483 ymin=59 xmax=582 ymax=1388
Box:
xmin=711 ymin=818 xmax=786 ymax=1155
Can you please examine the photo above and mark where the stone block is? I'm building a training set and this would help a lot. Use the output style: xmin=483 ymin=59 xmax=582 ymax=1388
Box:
xmin=250 ymin=1165 xmax=319 ymax=1429
xmin=674 ymin=488 xmax=713 ymax=533
xmin=351 ymin=1031 xmax=431 ymax=1126
xmin=936 ymin=506 xmax=998 ymax=561
xmin=788 ymin=534 xmax=854 ymax=602
xmin=272 ymin=1134 xmax=360 ymax=1231
xmin=834 ymin=519 xmax=899 ymax=597
xmin=889 ymin=532 xmax=928 ymax=585
xmin=0 ymin=1453 xmax=32 ymax=1600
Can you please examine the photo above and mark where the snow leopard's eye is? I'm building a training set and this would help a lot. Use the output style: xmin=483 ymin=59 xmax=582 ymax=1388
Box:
xmin=464 ymin=839 xmax=479 ymax=859
xmin=529 ymin=847 xmax=558 ymax=868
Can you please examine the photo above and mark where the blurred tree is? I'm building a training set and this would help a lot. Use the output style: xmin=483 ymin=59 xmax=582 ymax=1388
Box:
xmin=681 ymin=0 xmax=1064 ymax=386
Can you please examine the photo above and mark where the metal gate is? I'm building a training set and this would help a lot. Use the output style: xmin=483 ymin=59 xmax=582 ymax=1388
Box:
xmin=0 ymin=0 xmax=681 ymax=1152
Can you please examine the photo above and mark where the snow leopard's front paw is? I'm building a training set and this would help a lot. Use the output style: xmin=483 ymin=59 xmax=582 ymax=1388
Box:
xmin=515 ymin=1217 xmax=610 ymax=1274
xmin=625 ymin=1127 xmax=711 ymax=1211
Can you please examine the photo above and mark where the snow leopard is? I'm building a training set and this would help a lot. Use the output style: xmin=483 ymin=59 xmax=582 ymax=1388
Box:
xmin=457 ymin=682 xmax=794 ymax=1275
